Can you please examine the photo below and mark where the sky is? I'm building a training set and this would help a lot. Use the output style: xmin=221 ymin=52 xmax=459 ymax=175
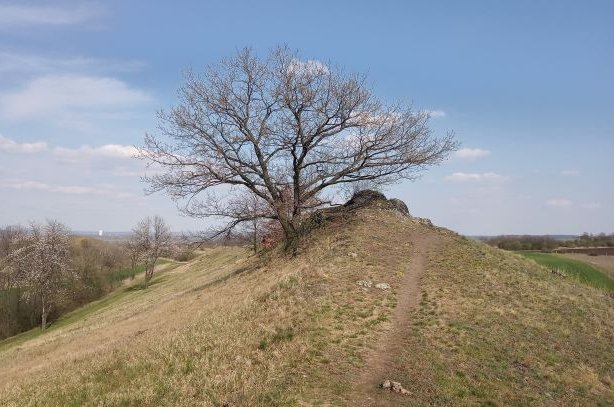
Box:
xmin=0 ymin=0 xmax=612 ymax=235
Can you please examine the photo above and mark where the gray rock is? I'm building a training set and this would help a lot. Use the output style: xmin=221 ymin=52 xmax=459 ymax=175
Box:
xmin=375 ymin=283 xmax=390 ymax=290
xmin=415 ymin=217 xmax=433 ymax=227
xmin=356 ymin=280 xmax=372 ymax=288
xmin=344 ymin=190 xmax=387 ymax=208
xmin=381 ymin=379 xmax=411 ymax=395
xmin=387 ymin=198 xmax=410 ymax=216
xmin=391 ymin=381 xmax=403 ymax=392
xmin=348 ymin=252 xmax=358 ymax=258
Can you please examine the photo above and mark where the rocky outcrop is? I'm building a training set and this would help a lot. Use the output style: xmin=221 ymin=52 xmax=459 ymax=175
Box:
xmin=304 ymin=190 xmax=414 ymax=235
xmin=343 ymin=190 xmax=410 ymax=217
xmin=344 ymin=189 xmax=388 ymax=208
xmin=387 ymin=198 xmax=410 ymax=216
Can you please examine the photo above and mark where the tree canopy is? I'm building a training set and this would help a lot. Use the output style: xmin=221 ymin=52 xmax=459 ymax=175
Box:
xmin=139 ymin=46 xmax=457 ymax=246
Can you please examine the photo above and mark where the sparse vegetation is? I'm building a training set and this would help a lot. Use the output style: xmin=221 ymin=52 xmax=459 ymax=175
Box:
xmin=0 ymin=209 xmax=611 ymax=405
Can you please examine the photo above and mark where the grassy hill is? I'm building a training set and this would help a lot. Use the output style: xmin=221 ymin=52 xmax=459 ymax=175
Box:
xmin=0 ymin=209 xmax=612 ymax=406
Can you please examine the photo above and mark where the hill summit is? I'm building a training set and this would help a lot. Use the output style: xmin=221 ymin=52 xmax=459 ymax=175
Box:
xmin=1 ymin=194 xmax=612 ymax=406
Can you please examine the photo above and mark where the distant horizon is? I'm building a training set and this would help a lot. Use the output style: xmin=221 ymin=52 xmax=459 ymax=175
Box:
xmin=68 ymin=229 xmax=607 ymax=240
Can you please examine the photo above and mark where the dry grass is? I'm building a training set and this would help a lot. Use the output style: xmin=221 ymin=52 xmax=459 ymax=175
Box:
xmin=0 ymin=210 xmax=612 ymax=406
xmin=0 ymin=211 xmax=417 ymax=406
xmin=380 ymin=239 xmax=614 ymax=406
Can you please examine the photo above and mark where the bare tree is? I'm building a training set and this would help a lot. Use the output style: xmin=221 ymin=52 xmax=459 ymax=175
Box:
xmin=236 ymin=192 xmax=269 ymax=253
xmin=7 ymin=221 xmax=71 ymax=330
xmin=139 ymin=46 xmax=457 ymax=248
xmin=130 ymin=216 xmax=172 ymax=288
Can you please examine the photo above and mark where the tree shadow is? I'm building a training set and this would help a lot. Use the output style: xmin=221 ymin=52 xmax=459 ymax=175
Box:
xmin=190 ymin=261 xmax=261 ymax=293
xmin=125 ymin=276 xmax=168 ymax=292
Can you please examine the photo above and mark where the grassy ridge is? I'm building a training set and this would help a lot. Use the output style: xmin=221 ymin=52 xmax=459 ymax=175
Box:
xmin=1 ymin=211 xmax=613 ymax=406
xmin=518 ymin=251 xmax=614 ymax=290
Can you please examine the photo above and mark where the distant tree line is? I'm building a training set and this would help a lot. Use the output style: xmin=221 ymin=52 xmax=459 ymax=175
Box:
xmin=0 ymin=216 xmax=186 ymax=340
xmin=484 ymin=233 xmax=614 ymax=251
xmin=564 ymin=233 xmax=614 ymax=248
xmin=484 ymin=235 xmax=559 ymax=251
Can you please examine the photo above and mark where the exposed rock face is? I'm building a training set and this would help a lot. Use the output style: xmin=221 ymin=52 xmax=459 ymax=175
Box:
xmin=344 ymin=189 xmax=388 ymax=209
xmin=344 ymin=190 xmax=410 ymax=217
xmin=387 ymin=198 xmax=410 ymax=216
xmin=414 ymin=217 xmax=433 ymax=227
xmin=304 ymin=190 xmax=413 ymax=233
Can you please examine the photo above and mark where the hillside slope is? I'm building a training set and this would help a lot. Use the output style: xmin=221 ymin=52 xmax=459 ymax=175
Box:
xmin=0 ymin=209 xmax=612 ymax=406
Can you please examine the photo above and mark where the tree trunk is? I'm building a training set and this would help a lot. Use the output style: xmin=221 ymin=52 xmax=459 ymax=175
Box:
xmin=252 ymin=223 xmax=258 ymax=253
xmin=280 ymin=220 xmax=300 ymax=255
xmin=144 ymin=260 xmax=155 ymax=288
xmin=41 ymin=296 xmax=48 ymax=330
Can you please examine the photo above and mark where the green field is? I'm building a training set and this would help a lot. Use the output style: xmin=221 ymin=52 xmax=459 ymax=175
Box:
xmin=519 ymin=251 xmax=614 ymax=290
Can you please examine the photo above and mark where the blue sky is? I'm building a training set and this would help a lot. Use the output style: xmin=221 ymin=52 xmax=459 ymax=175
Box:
xmin=0 ymin=0 xmax=612 ymax=235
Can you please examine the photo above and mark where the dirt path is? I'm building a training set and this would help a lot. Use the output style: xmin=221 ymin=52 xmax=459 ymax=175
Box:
xmin=351 ymin=231 xmax=440 ymax=406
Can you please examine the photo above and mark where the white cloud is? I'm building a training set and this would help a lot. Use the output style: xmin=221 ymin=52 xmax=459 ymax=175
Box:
xmin=51 ymin=144 xmax=146 ymax=176
xmin=287 ymin=58 xmax=329 ymax=75
xmin=0 ymin=180 xmax=134 ymax=199
xmin=54 ymin=144 xmax=138 ymax=160
xmin=0 ymin=75 xmax=152 ymax=121
xmin=561 ymin=169 xmax=580 ymax=176
xmin=0 ymin=3 xmax=104 ymax=27
xmin=0 ymin=136 xmax=138 ymax=160
xmin=425 ymin=109 xmax=446 ymax=118
xmin=0 ymin=134 xmax=48 ymax=154
xmin=0 ymin=50 xmax=145 ymax=75
xmin=545 ymin=198 xmax=573 ymax=208
xmin=580 ymin=202 xmax=601 ymax=210
xmin=455 ymin=148 xmax=491 ymax=159
xmin=445 ymin=172 xmax=506 ymax=182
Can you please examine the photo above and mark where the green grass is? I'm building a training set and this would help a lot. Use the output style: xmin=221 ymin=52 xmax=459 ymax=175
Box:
xmin=518 ymin=251 xmax=614 ymax=290
xmin=0 ymin=261 xmax=180 ymax=353
xmin=109 ymin=265 xmax=144 ymax=283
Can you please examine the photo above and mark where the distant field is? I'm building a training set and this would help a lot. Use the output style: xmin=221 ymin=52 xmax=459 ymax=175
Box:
xmin=519 ymin=251 xmax=614 ymax=290
xmin=560 ymin=253 xmax=614 ymax=279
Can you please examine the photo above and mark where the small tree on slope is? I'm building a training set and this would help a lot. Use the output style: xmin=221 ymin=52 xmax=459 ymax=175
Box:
xmin=7 ymin=220 xmax=72 ymax=330
xmin=130 ymin=216 xmax=172 ymax=288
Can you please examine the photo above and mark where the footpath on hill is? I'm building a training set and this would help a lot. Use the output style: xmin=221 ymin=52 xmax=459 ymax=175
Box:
xmin=351 ymin=230 xmax=441 ymax=406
